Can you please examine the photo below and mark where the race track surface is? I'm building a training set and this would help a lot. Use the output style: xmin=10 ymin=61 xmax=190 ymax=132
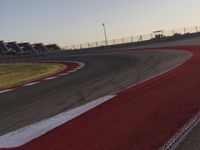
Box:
xmin=0 ymin=49 xmax=189 ymax=136
xmin=1 ymin=46 xmax=200 ymax=150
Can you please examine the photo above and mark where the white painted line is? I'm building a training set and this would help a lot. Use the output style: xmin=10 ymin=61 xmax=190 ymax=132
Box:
xmin=76 ymin=66 xmax=84 ymax=69
xmin=58 ymin=73 xmax=69 ymax=76
xmin=43 ymin=76 xmax=58 ymax=80
xmin=23 ymin=82 xmax=40 ymax=87
xmin=68 ymin=70 xmax=76 ymax=73
xmin=0 ymin=89 xmax=14 ymax=94
xmin=0 ymin=95 xmax=116 ymax=148
xmin=73 ymin=68 xmax=80 ymax=71
xmin=79 ymin=64 xmax=85 ymax=67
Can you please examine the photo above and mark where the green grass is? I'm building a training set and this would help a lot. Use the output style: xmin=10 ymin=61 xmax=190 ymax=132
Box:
xmin=0 ymin=63 xmax=63 ymax=89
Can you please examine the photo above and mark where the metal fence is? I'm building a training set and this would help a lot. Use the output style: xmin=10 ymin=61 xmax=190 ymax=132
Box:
xmin=65 ymin=26 xmax=200 ymax=50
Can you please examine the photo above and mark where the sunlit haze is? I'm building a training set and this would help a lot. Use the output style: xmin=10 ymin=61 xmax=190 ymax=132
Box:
xmin=1 ymin=0 xmax=200 ymax=47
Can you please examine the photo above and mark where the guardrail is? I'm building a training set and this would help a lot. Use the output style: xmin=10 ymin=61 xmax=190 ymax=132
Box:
xmin=65 ymin=26 xmax=200 ymax=50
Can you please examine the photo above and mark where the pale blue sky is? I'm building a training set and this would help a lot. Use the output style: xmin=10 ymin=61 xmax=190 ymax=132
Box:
xmin=1 ymin=0 xmax=200 ymax=46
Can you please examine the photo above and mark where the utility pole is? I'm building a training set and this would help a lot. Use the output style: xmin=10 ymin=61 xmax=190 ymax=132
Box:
xmin=102 ymin=23 xmax=108 ymax=45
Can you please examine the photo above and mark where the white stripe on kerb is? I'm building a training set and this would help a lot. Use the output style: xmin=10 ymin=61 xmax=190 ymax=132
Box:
xmin=23 ymin=82 xmax=40 ymax=87
xmin=58 ymin=73 xmax=69 ymax=76
xmin=0 ymin=89 xmax=13 ymax=94
xmin=0 ymin=95 xmax=115 ymax=148
xmin=43 ymin=77 xmax=58 ymax=80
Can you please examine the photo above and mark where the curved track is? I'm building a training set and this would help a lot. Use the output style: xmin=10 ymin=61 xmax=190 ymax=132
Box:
xmin=0 ymin=35 xmax=200 ymax=150
xmin=0 ymin=49 xmax=190 ymax=136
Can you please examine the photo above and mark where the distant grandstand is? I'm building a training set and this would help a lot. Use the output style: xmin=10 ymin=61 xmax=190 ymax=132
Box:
xmin=0 ymin=41 xmax=61 ymax=56
xmin=18 ymin=42 xmax=37 ymax=55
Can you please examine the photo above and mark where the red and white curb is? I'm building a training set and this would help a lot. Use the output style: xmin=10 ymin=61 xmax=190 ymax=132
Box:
xmin=0 ymin=61 xmax=85 ymax=94
xmin=0 ymin=51 xmax=191 ymax=148
xmin=0 ymin=89 xmax=13 ymax=94
xmin=0 ymin=95 xmax=115 ymax=148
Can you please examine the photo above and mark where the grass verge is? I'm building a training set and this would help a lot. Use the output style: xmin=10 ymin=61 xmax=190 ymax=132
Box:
xmin=0 ymin=63 xmax=64 ymax=89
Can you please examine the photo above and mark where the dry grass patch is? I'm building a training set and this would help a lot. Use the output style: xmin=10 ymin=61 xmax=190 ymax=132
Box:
xmin=0 ymin=63 xmax=63 ymax=89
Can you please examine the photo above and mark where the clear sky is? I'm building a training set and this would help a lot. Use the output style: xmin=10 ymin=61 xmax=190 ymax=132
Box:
xmin=1 ymin=0 xmax=200 ymax=47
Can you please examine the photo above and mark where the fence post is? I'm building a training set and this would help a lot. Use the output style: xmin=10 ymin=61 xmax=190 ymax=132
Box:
xmin=96 ymin=42 xmax=98 ymax=47
xmin=196 ymin=26 xmax=198 ymax=32
xmin=131 ymin=37 xmax=134 ymax=42
xmin=122 ymin=38 xmax=124 ymax=44
xmin=151 ymin=34 xmax=153 ymax=39
xmin=104 ymin=40 xmax=107 ymax=46
xmin=184 ymin=28 xmax=186 ymax=34
xmin=88 ymin=43 xmax=90 ymax=48
xmin=80 ymin=44 xmax=82 ymax=49
xmin=73 ymin=45 xmax=75 ymax=50
xmin=139 ymin=35 xmax=143 ymax=42
xmin=113 ymin=39 xmax=115 ymax=45
xmin=172 ymin=30 xmax=175 ymax=35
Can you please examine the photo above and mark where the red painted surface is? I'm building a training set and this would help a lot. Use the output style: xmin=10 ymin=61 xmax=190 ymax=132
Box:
xmin=2 ymin=46 xmax=200 ymax=150
xmin=0 ymin=61 xmax=79 ymax=92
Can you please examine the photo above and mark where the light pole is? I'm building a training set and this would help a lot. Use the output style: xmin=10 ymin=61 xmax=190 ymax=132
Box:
xmin=102 ymin=23 xmax=108 ymax=45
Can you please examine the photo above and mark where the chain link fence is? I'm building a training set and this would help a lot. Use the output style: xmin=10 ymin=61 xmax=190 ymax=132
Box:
xmin=65 ymin=26 xmax=200 ymax=50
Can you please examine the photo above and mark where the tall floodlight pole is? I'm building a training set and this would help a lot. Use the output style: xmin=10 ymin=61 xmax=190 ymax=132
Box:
xmin=102 ymin=23 xmax=108 ymax=45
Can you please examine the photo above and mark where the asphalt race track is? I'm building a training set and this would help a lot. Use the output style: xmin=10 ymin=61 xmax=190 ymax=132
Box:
xmin=1 ymin=44 xmax=200 ymax=149
xmin=0 ymin=49 xmax=190 ymax=136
